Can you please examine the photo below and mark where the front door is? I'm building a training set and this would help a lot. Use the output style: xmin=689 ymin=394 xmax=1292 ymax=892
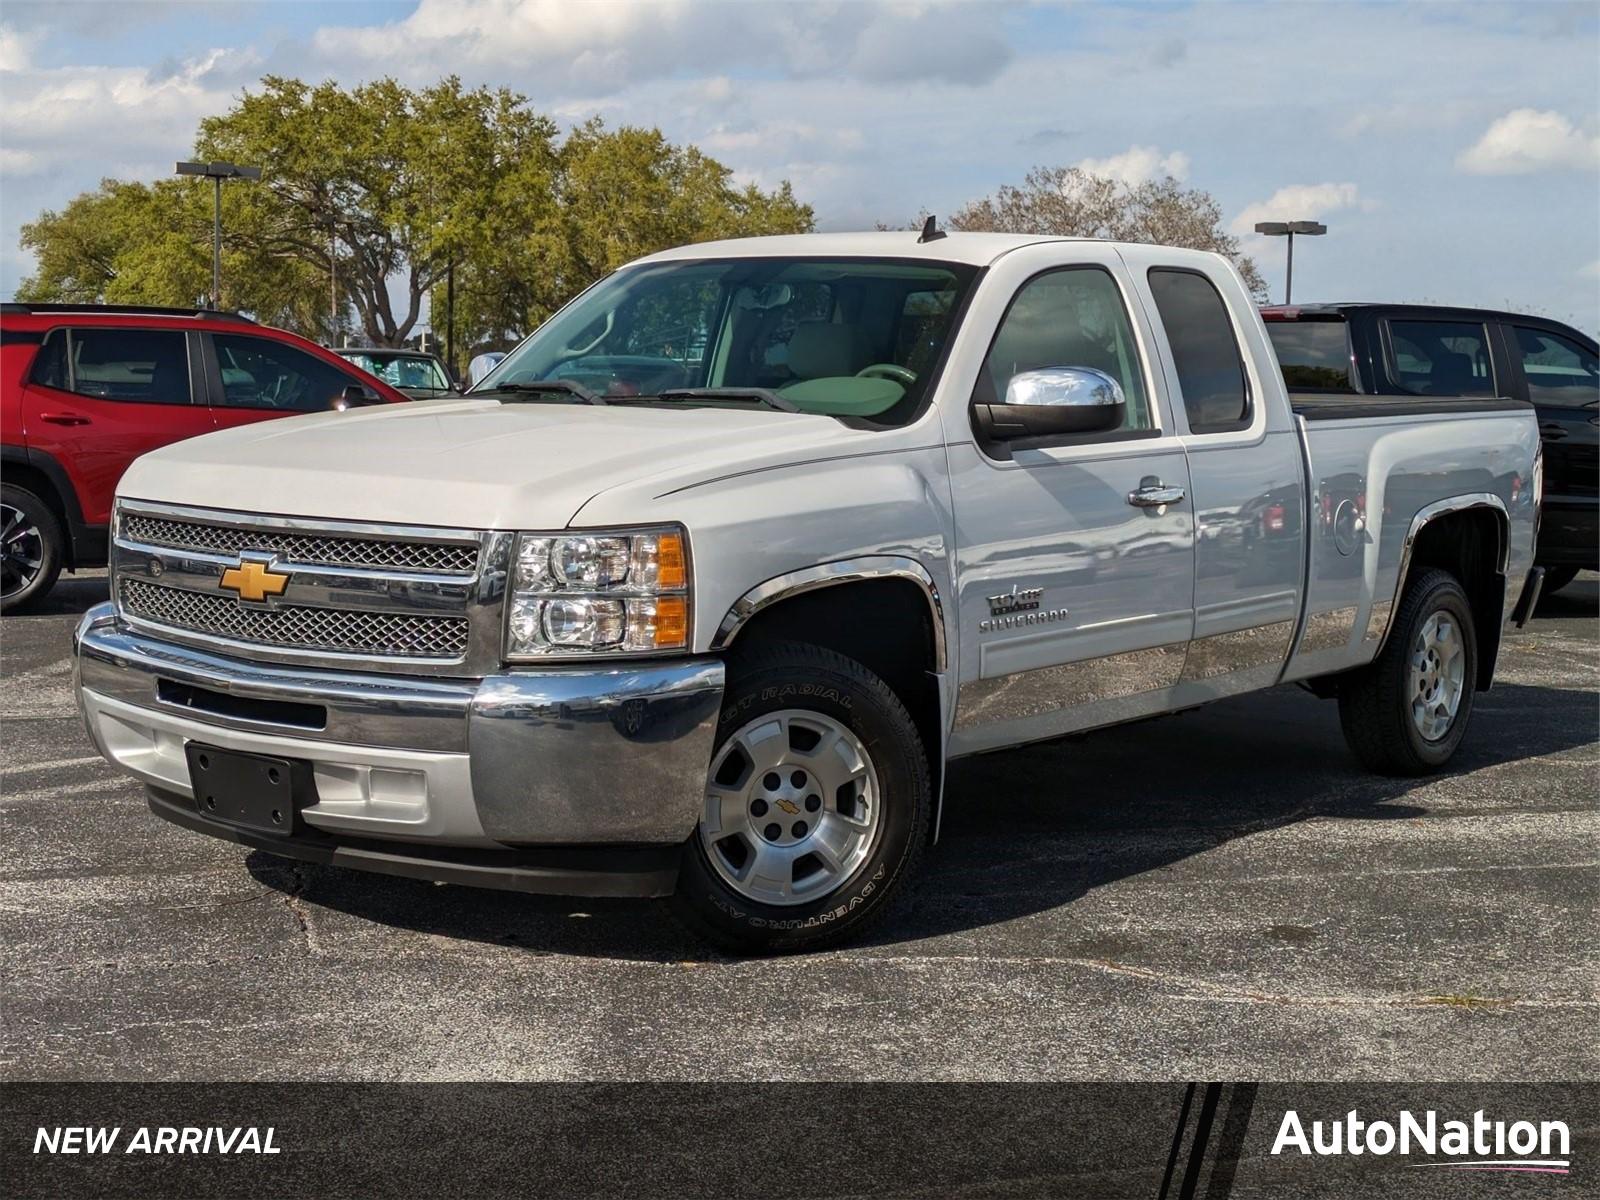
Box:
xmin=945 ymin=247 xmax=1195 ymax=755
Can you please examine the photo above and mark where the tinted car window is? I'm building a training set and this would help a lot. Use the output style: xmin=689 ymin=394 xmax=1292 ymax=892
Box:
xmin=39 ymin=328 xmax=191 ymax=404
xmin=1514 ymin=326 xmax=1598 ymax=409
xmin=213 ymin=334 xmax=359 ymax=412
xmin=1264 ymin=319 xmax=1356 ymax=393
xmin=31 ymin=328 xmax=68 ymax=391
xmin=1386 ymin=321 xmax=1494 ymax=396
xmin=983 ymin=267 xmax=1153 ymax=433
xmin=1147 ymin=269 xmax=1250 ymax=431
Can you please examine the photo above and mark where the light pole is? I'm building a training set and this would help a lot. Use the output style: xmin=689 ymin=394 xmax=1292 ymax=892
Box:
xmin=1253 ymin=220 xmax=1326 ymax=304
xmin=175 ymin=160 xmax=262 ymax=309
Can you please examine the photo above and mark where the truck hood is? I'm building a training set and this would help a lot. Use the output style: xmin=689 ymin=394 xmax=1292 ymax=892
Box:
xmin=118 ymin=397 xmax=875 ymax=529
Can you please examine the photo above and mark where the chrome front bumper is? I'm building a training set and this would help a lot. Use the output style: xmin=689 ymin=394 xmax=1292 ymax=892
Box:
xmin=73 ymin=602 xmax=725 ymax=853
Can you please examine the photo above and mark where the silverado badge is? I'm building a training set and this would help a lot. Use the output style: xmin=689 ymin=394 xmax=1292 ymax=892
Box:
xmin=219 ymin=558 xmax=290 ymax=604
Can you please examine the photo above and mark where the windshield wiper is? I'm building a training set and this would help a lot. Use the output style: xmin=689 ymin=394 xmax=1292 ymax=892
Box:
xmin=653 ymin=387 xmax=799 ymax=413
xmin=480 ymin=380 xmax=607 ymax=405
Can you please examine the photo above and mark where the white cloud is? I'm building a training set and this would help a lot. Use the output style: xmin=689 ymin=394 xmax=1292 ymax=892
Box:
xmin=703 ymin=121 xmax=864 ymax=158
xmin=1231 ymin=183 xmax=1369 ymax=235
xmin=0 ymin=147 xmax=39 ymax=174
xmin=1072 ymin=145 xmax=1190 ymax=187
xmin=1582 ymin=261 xmax=1600 ymax=280
xmin=1457 ymin=108 xmax=1600 ymax=175
xmin=311 ymin=0 xmax=1013 ymax=88
xmin=0 ymin=25 xmax=37 ymax=72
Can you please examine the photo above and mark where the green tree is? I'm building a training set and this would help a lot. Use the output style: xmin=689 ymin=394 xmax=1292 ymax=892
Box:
xmin=16 ymin=76 xmax=815 ymax=360
xmin=949 ymin=166 xmax=1267 ymax=299
xmin=444 ymin=120 xmax=814 ymax=356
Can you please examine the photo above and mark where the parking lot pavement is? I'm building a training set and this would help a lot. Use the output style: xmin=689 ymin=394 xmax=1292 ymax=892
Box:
xmin=3 ymin=570 xmax=1596 ymax=1082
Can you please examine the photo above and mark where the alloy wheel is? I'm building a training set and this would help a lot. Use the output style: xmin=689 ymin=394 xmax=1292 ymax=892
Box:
xmin=699 ymin=709 xmax=882 ymax=906
xmin=0 ymin=502 xmax=45 ymax=601
xmin=1408 ymin=609 xmax=1466 ymax=741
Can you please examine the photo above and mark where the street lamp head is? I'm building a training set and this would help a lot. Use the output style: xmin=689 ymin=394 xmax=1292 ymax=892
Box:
xmin=1254 ymin=220 xmax=1327 ymax=236
xmin=174 ymin=160 xmax=263 ymax=181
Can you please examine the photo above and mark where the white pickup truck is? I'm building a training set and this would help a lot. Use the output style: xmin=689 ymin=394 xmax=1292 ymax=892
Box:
xmin=73 ymin=232 xmax=1544 ymax=952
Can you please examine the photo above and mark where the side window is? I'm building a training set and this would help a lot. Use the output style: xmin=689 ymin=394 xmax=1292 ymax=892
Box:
xmin=1385 ymin=320 xmax=1494 ymax=396
xmin=1513 ymin=326 xmax=1598 ymax=408
xmin=982 ymin=267 xmax=1153 ymax=433
xmin=1147 ymin=268 xmax=1249 ymax=432
xmin=213 ymin=335 xmax=358 ymax=412
xmin=31 ymin=328 xmax=69 ymax=391
xmin=37 ymin=328 xmax=192 ymax=404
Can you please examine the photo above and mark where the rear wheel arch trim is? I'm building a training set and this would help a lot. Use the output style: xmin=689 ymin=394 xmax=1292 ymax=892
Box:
xmin=710 ymin=556 xmax=949 ymax=673
xmin=1373 ymin=492 xmax=1509 ymax=658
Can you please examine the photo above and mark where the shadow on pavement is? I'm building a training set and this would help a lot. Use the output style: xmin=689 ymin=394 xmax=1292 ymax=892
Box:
xmin=247 ymin=669 xmax=1594 ymax=962
xmin=1535 ymin=572 xmax=1597 ymax=617
xmin=5 ymin=571 xmax=109 ymax=619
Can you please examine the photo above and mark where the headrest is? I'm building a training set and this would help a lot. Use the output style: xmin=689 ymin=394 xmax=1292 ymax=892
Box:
xmin=1429 ymin=350 xmax=1475 ymax=392
xmin=787 ymin=323 xmax=865 ymax=379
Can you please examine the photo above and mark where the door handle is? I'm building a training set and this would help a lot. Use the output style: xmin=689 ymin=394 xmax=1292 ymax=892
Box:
xmin=1128 ymin=483 xmax=1185 ymax=508
xmin=39 ymin=412 xmax=90 ymax=426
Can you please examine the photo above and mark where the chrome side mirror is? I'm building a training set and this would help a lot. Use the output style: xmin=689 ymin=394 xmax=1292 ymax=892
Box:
xmin=977 ymin=367 xmax=1127 ymax=441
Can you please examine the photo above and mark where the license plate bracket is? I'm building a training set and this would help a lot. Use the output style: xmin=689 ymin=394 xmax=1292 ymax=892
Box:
xmin=184 ymin=744 xmax=310 ymax=835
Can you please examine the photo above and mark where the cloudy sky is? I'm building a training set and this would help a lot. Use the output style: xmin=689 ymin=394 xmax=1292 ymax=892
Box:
xmin=1 ymin=0 xmax=1596 ymax=328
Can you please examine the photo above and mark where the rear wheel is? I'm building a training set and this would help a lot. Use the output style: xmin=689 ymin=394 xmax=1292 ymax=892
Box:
xmin=1338 ymin=568 xmax=1477 ymax=775
xmin=672 ymin=641 xmax=930 ymax=954
xmin=1541 ymin=565 xmax=1580 ymax=595
xmin=0 ymin=485 xmax=64 ymax=614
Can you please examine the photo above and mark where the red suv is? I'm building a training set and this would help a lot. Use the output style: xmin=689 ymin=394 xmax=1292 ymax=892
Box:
xmin=0 ymin=303 xmax=409 ymax=612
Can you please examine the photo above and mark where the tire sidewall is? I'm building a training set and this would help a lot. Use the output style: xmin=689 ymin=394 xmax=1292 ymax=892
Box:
xmin=0 ymin=485 xmax=63 ymax=614
xmin=677 ymin=649 xmax=927 ymax=951
xmin=1396 ymin=578 xmax=1477 ymax=767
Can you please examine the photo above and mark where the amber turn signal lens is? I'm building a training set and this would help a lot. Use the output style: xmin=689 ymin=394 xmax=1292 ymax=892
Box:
xmin=653 ymin=595 xmax=689 ymax=649
xmin=656 ymin=533 xmax=687 ymax=591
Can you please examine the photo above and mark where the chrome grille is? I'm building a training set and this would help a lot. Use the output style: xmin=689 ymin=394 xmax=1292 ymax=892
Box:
xmin=121 ymin=513 xmax=478 ymax=575
xmin=120 ymin=579 xmax=470 ymax=659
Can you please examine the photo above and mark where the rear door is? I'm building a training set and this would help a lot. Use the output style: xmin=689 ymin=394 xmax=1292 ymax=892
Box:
xmin=20 ymin=324 xmax=211 ymax=525
xmin=1129 ymin=251 xmax=1305 ymax=703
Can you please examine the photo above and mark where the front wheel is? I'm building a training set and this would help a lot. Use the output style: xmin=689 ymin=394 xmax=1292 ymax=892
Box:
xmin=1338 ymin=568 xmax=1477 ymax=775
xmin=672 ymin=641 xmax=930 ymax=954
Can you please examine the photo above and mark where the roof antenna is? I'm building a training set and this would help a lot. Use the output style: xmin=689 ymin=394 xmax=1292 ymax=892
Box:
xmin=917 ymin=214 xmax=947 ymax=243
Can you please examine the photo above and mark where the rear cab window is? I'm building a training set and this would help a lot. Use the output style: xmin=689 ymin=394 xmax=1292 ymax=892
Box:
xmin=1147 ymin=268 xmax=1251 ymax=432
xmin=1263 ymin=315 xmax=1357 ymax=393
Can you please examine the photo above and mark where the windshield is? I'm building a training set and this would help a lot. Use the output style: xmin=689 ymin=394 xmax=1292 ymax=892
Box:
xmin=473 ymin=257 xmax=978 ymax=424
xmin=344 ymin=352 xmax=451 ymax=392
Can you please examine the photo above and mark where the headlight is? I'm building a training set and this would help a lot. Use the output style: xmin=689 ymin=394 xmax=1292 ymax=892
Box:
xmin=503 ymin=527 xmax=690 ymax=659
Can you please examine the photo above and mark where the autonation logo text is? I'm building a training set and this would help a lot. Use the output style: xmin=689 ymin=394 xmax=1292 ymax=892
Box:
xmin=1272 ymin=1108 xmax=1571 ymax=1175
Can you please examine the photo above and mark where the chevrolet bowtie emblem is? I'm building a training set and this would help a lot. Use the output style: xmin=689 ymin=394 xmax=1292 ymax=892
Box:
xmin=219 ymin=559 xmax=290 ymax=603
